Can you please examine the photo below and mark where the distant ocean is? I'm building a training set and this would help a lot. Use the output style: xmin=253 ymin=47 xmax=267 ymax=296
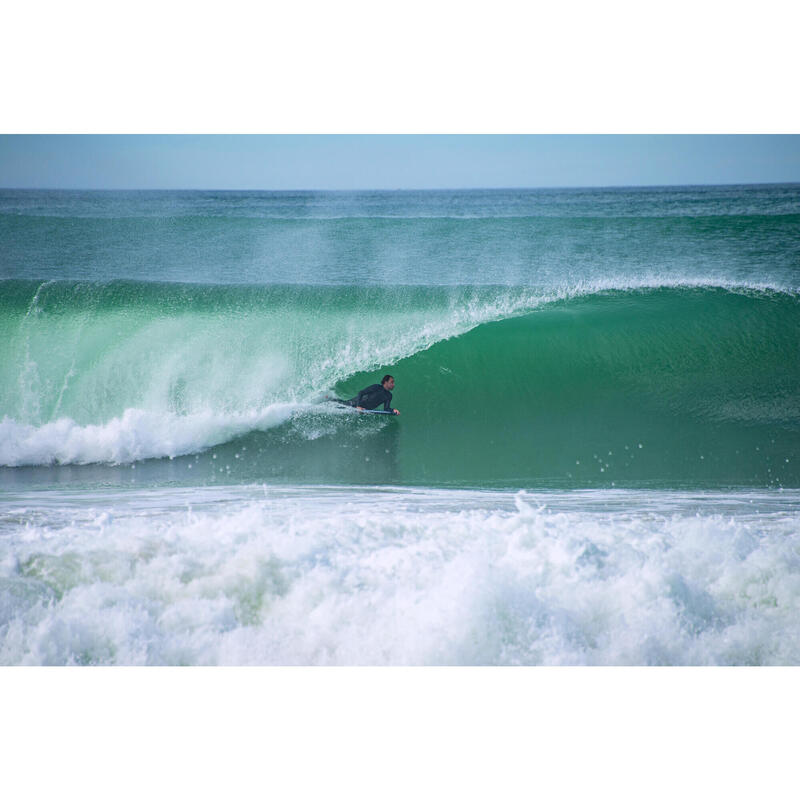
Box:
xmin=1 ymin=185 xmax=799 ymax=664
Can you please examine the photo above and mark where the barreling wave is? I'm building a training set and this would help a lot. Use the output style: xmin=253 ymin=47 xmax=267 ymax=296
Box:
xmin=1 ymin=278 xmax=798 ymax=487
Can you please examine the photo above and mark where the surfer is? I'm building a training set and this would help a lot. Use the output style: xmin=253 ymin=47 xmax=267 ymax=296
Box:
xmin=346 ymin=374 xmax=400 ymax=415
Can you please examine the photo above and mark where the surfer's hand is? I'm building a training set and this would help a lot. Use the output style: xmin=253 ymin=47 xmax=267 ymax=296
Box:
xmin=393 ymin=409 xmax=400 ymax=415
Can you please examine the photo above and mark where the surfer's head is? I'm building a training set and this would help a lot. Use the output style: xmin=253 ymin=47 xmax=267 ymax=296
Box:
xmin=382 ymin=374 xmax=395 ymax=390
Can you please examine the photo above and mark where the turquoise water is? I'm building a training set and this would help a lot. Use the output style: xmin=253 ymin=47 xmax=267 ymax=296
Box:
xmin=1 ymin=281 xmax=797 ymax=488
xmin=1 ymin=185 xmax=799 ymax=663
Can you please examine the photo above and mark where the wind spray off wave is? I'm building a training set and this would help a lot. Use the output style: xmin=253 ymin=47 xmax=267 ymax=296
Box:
xmin=0 ymin=280 xmax=549 ymax=466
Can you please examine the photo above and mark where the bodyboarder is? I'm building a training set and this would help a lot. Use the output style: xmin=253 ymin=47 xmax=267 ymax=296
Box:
xmin=344 ymin=374 xmax=400 ymax=415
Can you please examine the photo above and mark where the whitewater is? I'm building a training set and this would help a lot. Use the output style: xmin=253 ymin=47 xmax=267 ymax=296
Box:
xmin=1 ymin=185 xmax=799 ymax=664
xmin=3 ymin=485 xmax=800 ymax=666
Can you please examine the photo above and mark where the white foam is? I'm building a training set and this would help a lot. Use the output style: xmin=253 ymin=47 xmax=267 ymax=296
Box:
xmin=0 ymin=405 xmax=297 ymax=466
xmin=2 ymin=487 xmax=799 ymax=665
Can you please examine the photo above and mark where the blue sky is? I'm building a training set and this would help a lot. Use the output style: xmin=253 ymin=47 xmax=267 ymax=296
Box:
xmin=1 ymin=135 xmax=798 ymax=190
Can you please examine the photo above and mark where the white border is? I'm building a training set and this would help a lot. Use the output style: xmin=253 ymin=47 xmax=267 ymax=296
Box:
xmin=2 ymin=668 xmax=797 ymax=799
xmin=3 ymin=1 xmax=799 ymax=132
xmin=2 ymin=2 xmax=798 ymax=794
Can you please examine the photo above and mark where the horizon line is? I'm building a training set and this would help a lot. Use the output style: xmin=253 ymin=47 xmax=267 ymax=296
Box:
xmin=2 ymin=180 xmax=799 ymax=192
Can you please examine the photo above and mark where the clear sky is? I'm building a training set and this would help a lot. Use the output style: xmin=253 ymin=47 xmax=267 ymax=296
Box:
xmin=1 ymin=135 xmax=799 ymax=190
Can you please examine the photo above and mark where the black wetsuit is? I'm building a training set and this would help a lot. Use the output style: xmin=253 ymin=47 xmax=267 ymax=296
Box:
xmin=346 ymin=383 xmax=394 ymax=412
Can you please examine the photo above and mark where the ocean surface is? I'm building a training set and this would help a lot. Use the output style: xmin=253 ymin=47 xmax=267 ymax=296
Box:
xmin=1 ymin=185 xmax=799 ymax=664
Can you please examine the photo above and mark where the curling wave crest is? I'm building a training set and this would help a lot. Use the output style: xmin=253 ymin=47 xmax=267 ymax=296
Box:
xmin=1 ymin=279 xmax=798 ymax=488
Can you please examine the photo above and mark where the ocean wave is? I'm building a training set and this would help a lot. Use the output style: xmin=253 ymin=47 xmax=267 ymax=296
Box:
xmin=1 ymin=280 xmax=798 ymax=486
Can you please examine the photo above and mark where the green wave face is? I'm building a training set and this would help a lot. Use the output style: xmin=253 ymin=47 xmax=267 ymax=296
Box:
xmin=333 ymin=287 xmax=800 ymax=487
xmin=1 ymin=281 xmax=798 ymax=488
